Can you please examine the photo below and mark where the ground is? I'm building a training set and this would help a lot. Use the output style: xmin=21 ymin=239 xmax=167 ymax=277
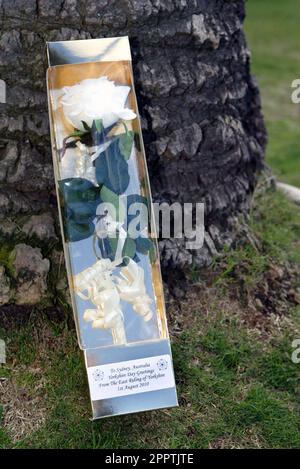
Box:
xmin=1 ymin=0 xmax=300 ymax=449
xmin=1 ymin=186 xmax=300 ymax=449
xmin=245 ymin=0 xmax=300 ymax=187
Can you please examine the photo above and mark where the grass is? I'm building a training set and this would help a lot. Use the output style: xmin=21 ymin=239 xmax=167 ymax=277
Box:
xmin=245 ymin=0 xmax=300 ymax=187
xmin=1 ymin=187 xmax=300 ymax=449
xmin=211 ymin=188 xmax=300 ymax=307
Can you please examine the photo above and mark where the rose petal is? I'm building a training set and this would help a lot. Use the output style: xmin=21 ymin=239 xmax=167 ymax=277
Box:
xmin=60 ymin=77 xmax=136 ymax=130
xmin=117 ymin=108 xmax=137 ymax=121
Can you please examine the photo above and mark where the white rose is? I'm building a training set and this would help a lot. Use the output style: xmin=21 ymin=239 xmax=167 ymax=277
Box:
xmin=60 ymin=76 xmax=136 ymax=130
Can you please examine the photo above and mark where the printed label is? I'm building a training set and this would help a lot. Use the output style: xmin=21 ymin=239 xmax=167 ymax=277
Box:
xmin=87 ymin=354 xmax=175 ymax=401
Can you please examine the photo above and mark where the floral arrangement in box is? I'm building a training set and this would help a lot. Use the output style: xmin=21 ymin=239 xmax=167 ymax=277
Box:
xmin=53 ymin=76 xmax=156 ymax=345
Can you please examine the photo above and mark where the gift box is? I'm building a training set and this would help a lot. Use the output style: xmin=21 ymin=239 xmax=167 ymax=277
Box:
xmin=46 ymin=36 xmax=178 ymax=419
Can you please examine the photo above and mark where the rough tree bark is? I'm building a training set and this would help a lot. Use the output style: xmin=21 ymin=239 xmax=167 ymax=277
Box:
xmin=0 ymin=0 xmax=266 ymax=307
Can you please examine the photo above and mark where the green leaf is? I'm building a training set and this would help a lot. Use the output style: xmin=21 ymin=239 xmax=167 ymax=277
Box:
xmin=95 ymin=139 xmax=130 ymax=195
xmin=98 ymin=232 xmax=137 ymax=262
xmin=100 ymin=185 xmax=126 ymax=223
xmin=59 ymin=178 xmax=100 ymax=217
xmin=98 ymin=236 xmax=117 ymax=261
xmin=135 ymin=236 xmax=153 ymax=254
xmin=108 ymin=235 xmax=119 ymax=257
xmin=122 ymin=236 xmax=136 ymax=259
xmin=98 ymin=233 xmax=124 ymax=262
xmin=94 ymin=119 xmax=103 ymax=133
xmin=68 ymin=130 xmax=88 ymax=138
xmin=65 ymin=219 xmax=95 ymax=243
xmin=126 ymin=193 xmax=149 ymax=233
xmin=81 ymin=121 xmax=91 ymax=131
xmin=90 ymin=119 xmax=106 ymax=146
xmin=118 ymin=130 xmax=134 ymax=160
xmin=59 ymin=178 xmax=100 ymax=242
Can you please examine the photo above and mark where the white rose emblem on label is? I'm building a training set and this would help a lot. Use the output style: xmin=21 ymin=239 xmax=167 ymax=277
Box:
xmin=92 ymin=369 xmax=105 ymax=382
xmin=157 ymin=358 xmax=168 ymax=371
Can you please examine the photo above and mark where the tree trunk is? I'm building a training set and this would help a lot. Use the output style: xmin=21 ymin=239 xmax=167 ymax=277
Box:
xmin=0 ymin=0 xmax=266 ymax=308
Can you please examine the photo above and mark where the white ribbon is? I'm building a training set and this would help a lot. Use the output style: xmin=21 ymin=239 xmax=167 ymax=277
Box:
xmin=73 ymin=257 xmax=153 ymax=345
